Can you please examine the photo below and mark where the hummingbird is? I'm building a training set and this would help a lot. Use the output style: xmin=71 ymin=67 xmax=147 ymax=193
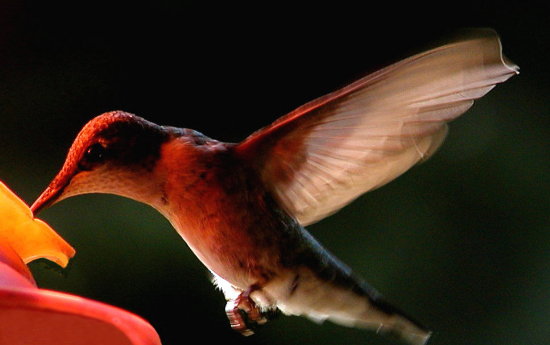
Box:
xmin=31 ymin=31 xmax=517 ymax=345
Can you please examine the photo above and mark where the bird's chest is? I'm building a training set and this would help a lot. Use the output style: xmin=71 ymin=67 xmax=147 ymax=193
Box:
xmin=160 ymin=165 xmax=290 ymax=289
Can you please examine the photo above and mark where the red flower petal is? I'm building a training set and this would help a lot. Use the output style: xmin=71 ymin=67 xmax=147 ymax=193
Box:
xmin=0 ymin=288 xmax=162 ymax=345
xmin=0 ymin=242 xmax=162 ymax=345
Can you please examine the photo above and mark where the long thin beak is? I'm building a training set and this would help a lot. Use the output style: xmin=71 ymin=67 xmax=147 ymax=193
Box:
xmin=31 ymin=178 xmax=70 ymax=216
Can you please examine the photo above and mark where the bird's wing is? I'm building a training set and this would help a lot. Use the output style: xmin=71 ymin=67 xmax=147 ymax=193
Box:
xmin=235 ymin=30 xmax=518 ymax=226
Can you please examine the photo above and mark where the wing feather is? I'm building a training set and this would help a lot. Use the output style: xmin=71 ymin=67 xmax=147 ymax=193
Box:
xmin=236 ymin=30 xmax=518 ymax=226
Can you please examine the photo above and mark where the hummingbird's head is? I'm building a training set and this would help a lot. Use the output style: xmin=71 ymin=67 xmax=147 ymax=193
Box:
xmin=31 ymin=111 xmax=170 ymax=215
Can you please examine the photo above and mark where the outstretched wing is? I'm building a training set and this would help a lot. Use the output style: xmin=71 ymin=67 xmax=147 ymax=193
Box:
xmin=236 ymin=30 xmax=518 ymax=226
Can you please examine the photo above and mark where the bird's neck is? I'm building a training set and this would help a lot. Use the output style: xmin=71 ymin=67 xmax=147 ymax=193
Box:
xmin=152 ymin=134 xmax=239 ymax=224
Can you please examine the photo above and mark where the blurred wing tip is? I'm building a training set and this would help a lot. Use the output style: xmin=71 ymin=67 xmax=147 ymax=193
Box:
xmin=496 ymin=39 xmax=520 ymax=76
xmin=451 ymin=27 xmax=519 ymax=76
xmin=481 ymin=28 xmax=519 ymax=75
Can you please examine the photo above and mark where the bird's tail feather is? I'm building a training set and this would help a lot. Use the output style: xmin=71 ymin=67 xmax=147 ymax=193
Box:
xmin=361 ymin=297 xmax=431 ymax=345
xmin=318 ymin=295 xmax=431 ymax=345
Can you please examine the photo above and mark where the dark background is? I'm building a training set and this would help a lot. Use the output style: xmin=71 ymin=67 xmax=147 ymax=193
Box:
xmin=1 ymin=1 xmax=548 ymax=345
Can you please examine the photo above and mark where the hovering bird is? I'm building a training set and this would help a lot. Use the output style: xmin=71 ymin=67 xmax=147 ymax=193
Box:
xmin=32 ymin=30 xmax=517 ymax=345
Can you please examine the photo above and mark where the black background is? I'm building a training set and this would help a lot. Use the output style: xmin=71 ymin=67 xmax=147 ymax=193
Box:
xmin=0 ymin=2 xmax=548 ymax=345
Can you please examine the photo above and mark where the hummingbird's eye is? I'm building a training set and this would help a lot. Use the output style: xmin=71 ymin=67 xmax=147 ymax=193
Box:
xmin=79 ymin=143 xmax=107 ymax=170
xmin=85 ymin=143 xmax=106 ymax=162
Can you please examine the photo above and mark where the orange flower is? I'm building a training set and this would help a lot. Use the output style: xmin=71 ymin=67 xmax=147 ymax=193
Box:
xmin=0 ymin=181 xmax=75 ymax=267
xmin=0 ymin=182 xmax=162 ymax=345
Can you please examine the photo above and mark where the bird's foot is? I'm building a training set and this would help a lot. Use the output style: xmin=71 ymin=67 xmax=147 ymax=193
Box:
xmin=225 ymin=284 xmax=267 ymax=336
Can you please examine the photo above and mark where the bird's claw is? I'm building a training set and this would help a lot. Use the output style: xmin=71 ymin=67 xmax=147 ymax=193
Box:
xmin=225 ymin=286 xmax=267 ymax=336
